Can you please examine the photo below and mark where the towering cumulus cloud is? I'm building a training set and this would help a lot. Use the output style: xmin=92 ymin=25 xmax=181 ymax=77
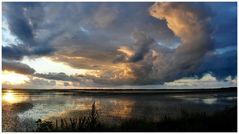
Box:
xmin=130 ymin=2 xmax=213 ymax=84
xmin=2 ymin=2 xmax=236 ymax=88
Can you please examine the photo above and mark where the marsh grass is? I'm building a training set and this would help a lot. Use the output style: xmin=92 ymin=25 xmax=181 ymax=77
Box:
xmin=2 ymin=102 xmax=34 ymax=132
xmin=35 ymin=102 xmax=101 ymax=132
xmin=35 ymin=103 xmax=237 ymax=132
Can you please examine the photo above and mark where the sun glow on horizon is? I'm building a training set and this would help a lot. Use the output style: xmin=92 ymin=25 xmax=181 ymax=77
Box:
xmin=2 ymin=71 xmax=30 ymax=85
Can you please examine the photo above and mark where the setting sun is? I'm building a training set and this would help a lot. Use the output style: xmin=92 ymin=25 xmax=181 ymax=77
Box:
xmin=2 ymin=71 xmax=29 ymax=85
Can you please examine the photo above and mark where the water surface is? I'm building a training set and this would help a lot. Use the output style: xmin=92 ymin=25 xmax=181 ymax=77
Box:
xmin=2 ymin=89 xmax=237 ymax=131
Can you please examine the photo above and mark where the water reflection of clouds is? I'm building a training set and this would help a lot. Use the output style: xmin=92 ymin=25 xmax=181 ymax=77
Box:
xmin=100 ymin=99 xmax=135 ymax=118
xmin=17 ymin=97 xmax=95 ymax=120
xmin=44 ymin=99 xmax=136 ymax=122
xmin=4 ymin=90 xmax=237 ymax=129
xmin=202 ymin=98 xmax=218 ymax=105
xmin=17 ymin=94 xmax=136 ymax=121
xmin=171 ymin=94 xmax=221 ymax=105
xmin=172 ymin=94 xmax=238 ymax=106
xmin=226 ymin=96 xmax=237 ymax=100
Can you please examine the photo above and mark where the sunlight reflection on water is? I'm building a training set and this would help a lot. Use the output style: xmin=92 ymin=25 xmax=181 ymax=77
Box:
xmin=2 ymin=89 xmax=237 ymax=131
xmin=2 ymin=90 xmax=29 ymax=104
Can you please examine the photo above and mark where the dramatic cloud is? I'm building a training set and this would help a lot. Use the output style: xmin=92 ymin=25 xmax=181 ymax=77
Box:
xmin=3 ymin=44 xmax=54 ymax=60
xmin=129 ymin=32 xmax=155 ymax=62
xmin=3 ymin=60 xmax=35 ymax=74
xmin=34 ymin=72 xmax=79 ymax=82
xmin=126 ymin=2 xmax=214 ymax=83
xmin=113 ymin=32 xmax=154 ymax=63
xmin=4 ymin=3 xmax=35 ymax=45
xmin=3 ymin=3 xmax=54 ymax=60
xmin=3 ymin=77 xmax=57 ymax=89
xmin=2 ymin=2 xmax=237 ymax=88
xmin=3 ymin=2 xmax=176 ymax=67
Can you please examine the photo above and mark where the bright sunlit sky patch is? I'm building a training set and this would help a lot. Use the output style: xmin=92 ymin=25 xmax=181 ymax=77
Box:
xmin=22 ymin=57 xmax=91 ymax=75
xmin=2 ymin=2 xmax=237 ymax=89
xmin=2 ymin=71 xmax=30 ymax=85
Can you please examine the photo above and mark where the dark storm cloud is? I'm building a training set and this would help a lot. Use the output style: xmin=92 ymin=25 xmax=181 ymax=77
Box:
xmin=33 ymin=72 xmax=99 ymax=87
xmin=196 ymin=2 xmax=237 ymax=80
xmin=127 ymin=2 xmax=214 ymax=83
xmin=129 ymin=32 xmax=155 ymax=62
xmin=2 ymin=60 xmax=35 ymax=74
xmin=47 ymin=2 xmax=176 ymax=70
xmin=2 ymin=45 xmax=27 ymax=60
xmin=128 ymin=2 xmax=236 ymax=85
xmin=3 ymin=2 xmax=54 ymax=60
xmin=3 ymin=2 xmax=176 ymax=62
xmin=2 ymin=2 xmax=237 ymax=86
xmin=3 ymin=44 xmax=54 ymax=60
xmin=3 ymin=3 xmax=34 ymax=45
xmin=113 ymin=32 xmax=155 ymax=63
xmin=34 ymin=72 xmax=79 ymax=82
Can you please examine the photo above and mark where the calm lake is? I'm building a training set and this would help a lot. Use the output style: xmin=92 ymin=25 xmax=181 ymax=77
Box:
xmin=2 ymin=89 xmax=237 ymax=132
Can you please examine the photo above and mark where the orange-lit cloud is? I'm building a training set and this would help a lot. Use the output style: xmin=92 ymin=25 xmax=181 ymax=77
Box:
xmin=2 ymin=2 xmax=237 ymax=88
xmin=127 ymin=2 xmax=214 ymax=83
xmin=117 ymin=46 xmax=134 ymax=57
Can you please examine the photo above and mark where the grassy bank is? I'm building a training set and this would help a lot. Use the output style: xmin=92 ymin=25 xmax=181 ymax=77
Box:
xmin=34 ymin=102 xmax=237 ymax=132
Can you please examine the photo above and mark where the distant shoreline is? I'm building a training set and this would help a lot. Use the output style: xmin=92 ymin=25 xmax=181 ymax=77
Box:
xmin=2 ymin=87 xmax=237 ymax=95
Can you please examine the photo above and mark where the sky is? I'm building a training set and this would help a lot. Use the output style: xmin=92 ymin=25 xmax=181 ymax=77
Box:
xmin=2 ymin=2 xmax=237 ymax=89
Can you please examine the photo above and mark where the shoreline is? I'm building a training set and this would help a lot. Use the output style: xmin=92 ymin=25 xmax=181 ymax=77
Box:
xmin=2 ymin=87 xmax=237 ymax=93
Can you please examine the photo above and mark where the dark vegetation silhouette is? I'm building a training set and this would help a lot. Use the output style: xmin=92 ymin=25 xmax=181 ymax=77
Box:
xmin=35 ymin=102 xmax=101 ymax=132
xmin=34 ymin=102 xmax=237 ymax=132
